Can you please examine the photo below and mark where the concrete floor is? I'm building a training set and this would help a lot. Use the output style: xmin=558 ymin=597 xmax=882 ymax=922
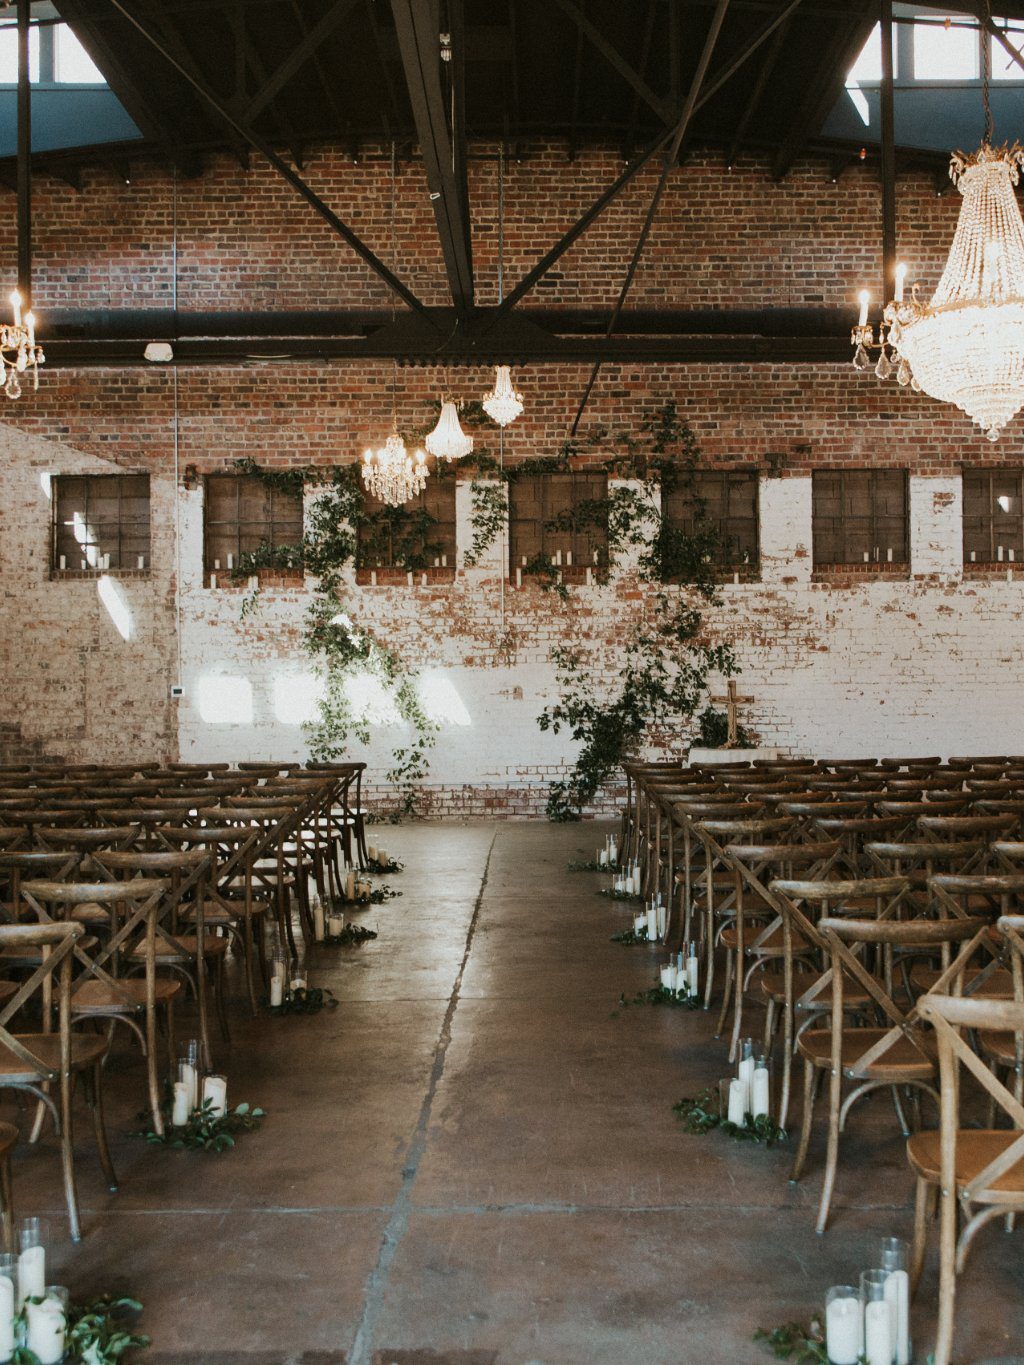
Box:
xmin=15 ymin=821 xmax=1024 ymax=1364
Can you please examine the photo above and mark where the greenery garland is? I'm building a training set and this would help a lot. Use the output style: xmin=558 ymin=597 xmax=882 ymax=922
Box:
xmin=752 ymin=1319 xmax=829 ymax=1363
xmin=134 ymin=1098 xmax=266 ymax=1153
xmin=672 ymin=1089 xmax=787 ymax=1145
xmin=14 ymin=1296 xmax=147 ymax=1364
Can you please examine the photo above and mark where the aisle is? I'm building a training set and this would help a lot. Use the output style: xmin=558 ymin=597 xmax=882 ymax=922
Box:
xmin=22 ymin=822 xmax=1024 ymax=1363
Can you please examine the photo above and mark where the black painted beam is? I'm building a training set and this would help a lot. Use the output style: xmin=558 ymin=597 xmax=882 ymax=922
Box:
xmin=243 ymin=0 xmax=359 ymax=122
xmin=550 ymin=0 xmax=676 ymax=125
xmin=390 ymin=0 xmax=474 ymax=315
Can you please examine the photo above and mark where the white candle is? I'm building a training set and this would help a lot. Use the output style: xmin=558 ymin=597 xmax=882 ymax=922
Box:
xmin=227 ymin=553 xmax=234 ymax=569
xmin=970 ymin=550 xmax=976 ymax=561
xmin=737 ymin=1055 xmax=755 ymax=1115
xmin=565 ymin=550 xmax=573 ymax=566
xmin=25 ymin=1296 xmax=65 ymax=1365
xmin=656 ymin=902 xmax=667 ymax=937
xmin=328 ymin=912 xmax=344 ymax=936
xmin=202 ymin=1074 xmax=228 ymax=1118
xmin=0 ymin=1271 xmax=13 ymax=1358
xmin=884 ymin=1269 xmax=910 ymax=1365
xmin=1011 ymin=549 xmax=1016 ymax=563
xmin=598 ymin=847 xmax=607 ymax=866
xmin=645 ymin=907 xmax=658 ymax=940
xmin=214 ymin=558 xmax=221 ymax=571
xmin=894 ymin=263 xmax=907 ymax=303
xmin=171 ymin=1081 xmax=190 ymax=1126
xmin=586 ymin=567 xmax=593 ymax=585
xmin=137 ymin=554 xmax=145 ymax=569
xmin=16 ymin=1244 xmax=44 ymax=1308
xmin=370 ymin=570 xmax=377 ymax=586
xmin=378 ymin=849 xmax=388 ymax=866
xmin=180 ymin=1061 xmax=198 ymax=1111
xmin=269 ymin=976 xmax=284 ymax=1007
xmin=863 ymin=551 xmax=869 ymax=563
xmin=433 ymin=557 xmax=440 ymax=568
xmin=521 ymin=556 xmax=527 ymax=567
xmin=368 ymin=844 xmax=377 ymax=861
xmin=752 ymin=1065 xmax=770 ymax=1119
xmin=9 ymin=290 xmax=21 ymax=328
xmin=727 ymin=1078 xmax=746 ymax=1126
xmin=345 ymin=869 xmax=356 ymax=900
xmin=25 ymin=310 xmax=34 ymax=347
xmin=998 ymin=545 xmax=1004 ymax=561
xmin=441 ymin=554 xmax=447 ymax=567
xmin=687 ymin=951 xmax=699 ymax=997
xmin=516 ymin=568 xmax=522 ymax=587
xmin=406 ymin=571 xmax=413 ymax=586
xmin=289 ymin=975 xmax=306 ymax=993
xmin=58 ymin=554 xmax=66 ymax=570
xmin=660 ymin=963 xmax=677 ymax=991
xmin=609 ymin=838 xmax=617 ymax=862
xmin=886 ymin=546 xmax=893 ymax=562
xmin=313 ymin=900 xmax=325 ymax=942
xmin=421 ymin=572 xmax=427 ymax=587
xmin=864 ymin=1299 xmax=892 ymax=1365
xmin=858 ymin=289 xmax=869 ymax=327
xmin=554 ymin=550 xmax=562 ymax=566
xmin=210 ymin=572 xmax=218 ymax=589
xmin=826 ymin=1295 xmax=862 ymax=1365
xmin=633 ymin=912 xmax=646 ymax=935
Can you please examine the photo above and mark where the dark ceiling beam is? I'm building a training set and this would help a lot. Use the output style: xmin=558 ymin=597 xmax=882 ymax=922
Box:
xmin=771 ymin=0 xmax=876 ymax=179
xmin=693 ymin=0 xmax=805 ymax=116
xmin=364 ymin=0 xmax=405 ymax=138
xmin=506 ymin=0 xmax=521 ymax=158
xmin=234 ymin=19 xmax=307 ymax=169
xmin=50 ymin=0 xmax=197 ymax=176
xmin=242 ymin=0 xmax=359 ymax=122
xmin=549 ymin=0 xmax=676 ymax=126
xmin=623 ymin=0 xmax=658 ymax=161
xmin=572 ymin=0 xmax=732 ymax=431
xmin=567 ymin=2 xmax=586 ymax=161
xmin=727 ymin=16 xmax=789 ymax=165
xmin=390 ymin=0 xmax=474 ymax=316
xmin=972 ymin=5 xmax=1024 ymax=76
xmin=106 ymin=0 xmax=435 ymax=326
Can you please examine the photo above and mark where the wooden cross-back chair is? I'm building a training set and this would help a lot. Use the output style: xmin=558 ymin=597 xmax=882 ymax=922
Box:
xmin=794 ymin=912 xmax=990 ymax=1234
xmin=264 ymin=776 xmax=339 ymax=910
xmin=645 ymin=781 xmax=720 ymax=903
xmin=620 ymin=762 xmax=685 ymax=865
xmin=920 ymin=874 xmax=1024 ymax=1002
xmin=911 ymin=989 xmax=1024 ymax=1365
xmin=0 ymin=920 xmax=114 ymax=1241
xmin=304 ymin=761 xmax=369 ymax=874
xmin=670 ymin=800 xmax=761 ymax=958
xmin=808 ymin=814 xmax=904 ymax=881
xmin=205 ymin=799 xmax=308 ymax=958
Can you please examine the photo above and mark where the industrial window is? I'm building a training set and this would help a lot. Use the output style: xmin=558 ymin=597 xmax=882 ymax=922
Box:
xmin=0 ymin=22 xmax=105 ymax=85
xmin=357 ymin=477 xmax=457 ymax=579
xmin=812 ymin=470 xmax=908 ymax=567
xmin=660 ymin=470 xmax=759 ymax=578
xmin=53 ymin=474 xmax=150 ymax=573
xmin=962 ymin=468 xmax=1024 ymax=564
xmin=507 ymin=471 xmax=608 ymax=581
xmin=913 ymin=15 xmax=980 ymax=80
xmin=991 ymin=18 xmax=1024 ymax=78
xmin=204 ymin=474 xmax=304 ymax=578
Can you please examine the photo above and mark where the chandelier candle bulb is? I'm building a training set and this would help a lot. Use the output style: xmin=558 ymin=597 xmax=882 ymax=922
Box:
xmin=8 ymin=291 xmax=20 ymax=328
xmin=858 ymin=290 xmax=870 ymax=328
xmin=203 ymin=1074 xmax=228 ymax=1118
xmin=825 ymin=1287 xmax=863 ymax=1365
xmin=894 ymin=263 xmax=907 ymax=303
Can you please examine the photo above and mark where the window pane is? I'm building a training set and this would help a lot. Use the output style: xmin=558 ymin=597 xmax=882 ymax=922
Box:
xmin=54 ymin=24 xmax=105 ymax=83
xmin=0 ymin=25 xmax=39 ymax=83
xmin=991 ymin=20 xmax=1024 ymax=79
xmin=913 ymin=16 xmax=979 ymax=79
xmin=848 ymin=23 xmax=883 ymax=82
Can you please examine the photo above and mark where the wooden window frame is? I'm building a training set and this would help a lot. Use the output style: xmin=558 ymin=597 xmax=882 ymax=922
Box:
xmin=962 ymin=467 xmax=1024 ymax=567
xmin=660 ymin=469 xmax=760 ymax=580
xmin=811 ymin=468 xmax=909 ymax=572
xmin=356 ymin=476 xmax=457 ymax=584
xmin=507 ymin=470 xmax=609 ymax=584
xmin=203 ymin=473 xmax=304 ymax=586
xmin=51 ymin=473 xmax=151 ymax=576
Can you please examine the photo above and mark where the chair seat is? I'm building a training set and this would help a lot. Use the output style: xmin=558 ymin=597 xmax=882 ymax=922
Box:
xmin=129 ymin=934 xmax=228 ymax=961
xmin=907 ymin=1130 xmax=1024 ymax=1201
xmin=0 ymin=982 xmax=17 ymax=1006
xmin=909 ymin=965 xmax=1014 ymax=998
xmin=70 ymin=902 xmax=110 ymax=925
xmin=759 ymin=971 xmax=874 ymax=1008
xmin=0 ymin=1032 xmax=106 ymax=1082
xmin=71 ymin=976 xmax=181 ymax=1012
xmin=721 ymin=922 xmax=806 ymax=954
xmin=185 ymin=900 xmax=269 ymax=926
xmin=798 ymin=1026 xmax=935 ymax=1081
xmin=978 ymin=1030 xmax=1022 ymax=1067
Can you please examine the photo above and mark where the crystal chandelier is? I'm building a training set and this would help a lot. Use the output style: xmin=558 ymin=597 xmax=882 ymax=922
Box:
xmin=1 ymin=289 xmax=42 ymax=399
xmin=361 ymin=428 xmax=429 ymax=507
xmin=482 ymin=365 xmax=524 ymax=427
xmin=852 ymin=13 xmax=1024 ymax=441
xmin=425 ymin=398 xmax=473 ymax=460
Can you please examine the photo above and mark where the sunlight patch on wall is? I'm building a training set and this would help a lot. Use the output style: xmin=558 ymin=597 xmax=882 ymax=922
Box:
xmin=273 ymin=671 xmax=324 ymax=725
xmin=417 ymin=671 xmax=472 ymax=726
xmin=97 ymin=574 xmax=131 ymax=641
xmin=344 ymin=670 xmax=402 ymax=726
xmin=197 ymin=674 xmax=253 ymax=724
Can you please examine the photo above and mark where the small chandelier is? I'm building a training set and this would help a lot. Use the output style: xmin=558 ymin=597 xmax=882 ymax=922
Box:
xmin=1 ymin=289 xmax=42 ymax=400
xmin=362 ymin=427 xmax=429 ymax=506
xmin=425 ymin=398 xmax=473 ymax=460
xmin=482 ymin=365 xmax=523 ymax=427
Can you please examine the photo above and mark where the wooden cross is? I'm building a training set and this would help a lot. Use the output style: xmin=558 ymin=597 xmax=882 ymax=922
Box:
xmin=710 ymin=679 xmax=755 ymax=749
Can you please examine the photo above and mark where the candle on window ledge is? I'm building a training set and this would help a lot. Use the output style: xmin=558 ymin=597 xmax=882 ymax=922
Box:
xmin=421 ymin=571 xmax=428 ymax=587
xmin=862 ymin=551 xmax=869 ymax=563
xmin=825 ymin=1285 xmax=862 ymax=1365
xmin=441 ymin=554 xmax=447 ymax=567
xmin=733 ymin=571 xmax=740 ymax=584
xmin=0 ymin=1253 xmax=15 ymax=1361
xmin=80 ymin=558 xmax=87 ymax=570
xmin=406 ymin=570 xmax=413 ymax=586
xmin=565 ymin=550 xmax=573 ymax=566
xmin=58 ymin=555 xmax=66 ymax=570
xmin=202 ymin=1073 xmax=228 ymax=1118
xmin=998 ymin=545 xmax=1004 ymax=562
xmin=886 ymin=547 xmax=893 ymax=562
xmin=1011 ymin=549 xmax=1016 ymax=563
xmin=16 ymin=1219 xmax=47 ymax=1309
xmin=369 ymin=569 xmax=377 ymax=585
xmin=25 ymin=1286 xmax=67 ymax=1365
xmin=521 ymin=555 xmax=527 ymax=567
xmin=433 ymin=557 xmax=440 ymax=568
xmin=137 ymin=554 xmax=145 ymax=569
xmin=970 ymin=550 xmax=976 ymax=562
xmin=516 ymin=568 xmax=522 ymax=587
xmin=210 ymin=573 xmax=218 ymax=589
xmin=586 ymin=566 xmax=593 ymax=585
xmin=554 ymin=550 xmax=562 ymax=566
xmin=227 ymin=553 xmax=234 ymax=570
xmin=214 ymin=558 xmax=221 ymax=571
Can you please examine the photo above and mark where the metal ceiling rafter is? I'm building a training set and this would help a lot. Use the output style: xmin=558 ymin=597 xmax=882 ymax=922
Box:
xmin=243 ymin=0 xmax=359 ymax=122
xmin=692 ymin=0 xmax=805 ymax=117
xmin=623 ymin=0 xmax=658 ymax=161
xmin=572 ymin=0 xmax=732 ymax=432
xmin=550 ymin=0 xmax=676 ymax=125
xmin=105 ymin=0 xmax=436 ymax=327
xmin=389 ymin=0 xmax=474 ymax=316
xmin=727 ymin=16 xmax=790 ymax=164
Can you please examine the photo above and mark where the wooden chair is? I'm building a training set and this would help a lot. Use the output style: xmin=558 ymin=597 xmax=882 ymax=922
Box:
xmin=910 ymin=990 xmax=1024 ymax=1365
xmin=792 ymin=911 xmax=988 ymax=1233
xmin=0 ymin=921 xmax=114 ymax=1241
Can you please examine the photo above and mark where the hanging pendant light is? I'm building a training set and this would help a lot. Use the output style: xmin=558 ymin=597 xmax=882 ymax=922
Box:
xmin=482 ymin=365 xmax=524 ymax=427
xmin=3 ymin=0 xmax=43 ymax=400
xmin=362 ymin=427 xmax=429 ymax=506
xmin=425 ymin=398 xmax=474 ymax=460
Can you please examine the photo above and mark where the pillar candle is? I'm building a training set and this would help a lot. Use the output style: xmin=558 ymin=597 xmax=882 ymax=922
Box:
xmin=313 ymin=900 xmax=325 ymax=942
xmin=825 ymin=1295 xmax=862 ymax=1365
xmin=515 ymin=569 xmax=522 ymax=587
xmin=328 ymin=912 xmax=344 ymax=936
xmin=370 ymin=570 xmax=377 ymax=586
xmin=0 ymin=1270 xmax=13 ymax=1359
xmin=864 ymin=1300 xmax=892 ymax=1365
xmin=421 ymin=572 xmax=428 ymax=587
xmin=660 ymin=963 xmax=677 ymax=991
xmin=25 ymin=1297 xmax=65 ymax=1365
xmin=171 ymin=1081 xmax=190 ymax=1126
xmin=565 ymin=550 xmax=572 ymax=566
xmin=368 ymin=844 xmax=377 ymax=862
xmin=227 ymin=554 xmax=234 ymax=569
xmin=214 ymin=558 xmax=221 ymax=571
xmin=645 ymin=907 xmax=658 ymax=939
xmin=406 ymin=571 xmax=413 ymax=586
xmin=752 ymin=1065 xmax=770 ymax=1119
xmin=609 ymin=837 xmax=617 ymax=863
xmin=202 ymin=1074 xmax=228 ymax=1118
xmin=884 ymin=1269 xmax=910 ymax=1365
xmin=58 ymin=555 xmax=66 ymax=570
xmin=687 ymin=949 xmax=699 ymax=997
xmin=16 ymin=1245 xmax=44 ymax=1308
xmin=269 ymin=975 xmax=284 ymax=1007
xmin=656 ymin=902 xmax=667 ymax=937
xmin=210 ymin=572 xmax=218 ymax=589
xmin=998 ymin=545 xmax=1004 ymax=561
xmin=727 ymin=1078 xmax=746 ymax=1126
xmin=586 ymin=567 xmax=593 ymax=585
xmin=737 ymin=1054 xmax=754 ymax=1115
xmin=632 ymin=912 xmax=646 ymax=936
xmin=441 ymin=554 xmax=447 ymax=567
xmin=137 ymin=554 xmax=145 ymax=569
xmin=345 ymin=869 xmax=356 ymax=900
xmin=180 ymin=1061 xmax=198 ymax=1112
xmin=378 ymin=849 xmax=388 ymax=866
xmin=290 ymin=975 xmax=306 ymax=993
xmin=598 ymin=847 xmax=607 ymax=866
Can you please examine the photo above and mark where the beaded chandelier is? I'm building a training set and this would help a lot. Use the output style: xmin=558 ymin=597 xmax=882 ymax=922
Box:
xmin=482 ymin=365 xmax=524 ymax=427
xmin=425 ymin=399 xmax=473 ymax=460
xmin=361 ymin=428 xmax=428 ymax=506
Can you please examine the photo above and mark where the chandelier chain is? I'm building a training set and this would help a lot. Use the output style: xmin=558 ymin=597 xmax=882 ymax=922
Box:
xmin=983 ymin=0 xmax=994 ymax=146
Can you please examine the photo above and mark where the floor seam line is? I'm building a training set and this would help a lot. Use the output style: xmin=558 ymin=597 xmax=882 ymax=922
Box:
xmin=347 ymin=827 xmax=498 ymax=1365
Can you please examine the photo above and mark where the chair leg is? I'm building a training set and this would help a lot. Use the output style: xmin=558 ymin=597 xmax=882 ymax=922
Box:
xmin=0 ymin=1152 xmax=13 ymax=1253
xmin=60 ymin=1068 xmax=82 ymax=1243
xmin=715 ymin=949 xmax=734 ymax=1040
xmin=195 ymin=958 xmax=212 ymax=1072
xmin=242 ymin=914 xmax=259 ymax=1017
xmin=790 ymin=1058 xmax=817 ymax=1184
xmin=215 ymin=956 xmax=231 ymax=1043
xmin=910 ymin=1176 xmax=931 ymax=1297
xmin=815 ymin=1061 xmax=844 ymax=1235
xmin=146 ymin=995 xmax=163 ymax=1139
xmin=934 ymin=1178 xmax=958 ymax=1365
xmin=85 ymin=1062 xmax=118 ymax=1193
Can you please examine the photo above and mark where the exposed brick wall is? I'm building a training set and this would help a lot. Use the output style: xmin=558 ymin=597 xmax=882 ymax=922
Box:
xmin=1 ymin=140 xmax=1023 ymax=814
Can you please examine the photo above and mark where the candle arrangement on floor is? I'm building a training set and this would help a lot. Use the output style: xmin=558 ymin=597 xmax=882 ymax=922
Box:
xmin=134 ymin=1039 xmax=265 ymax=1153
xmin=617 ymin=943 xmax=703 ymax=1009
xmin=603 ymin=862 xmax=642 ymax=898
xmin=0 ymin=1221 xmax=148 ymax=1364
xmin=365 ymin=844 xmax=403 ymax=874
xmin=266 ymin=954 xmax=337 ymax=1015
xmin=598 ymin=835 xmax=618 ymax=868
xmin=673 ymin=1038 xmax=785 ymax=1145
